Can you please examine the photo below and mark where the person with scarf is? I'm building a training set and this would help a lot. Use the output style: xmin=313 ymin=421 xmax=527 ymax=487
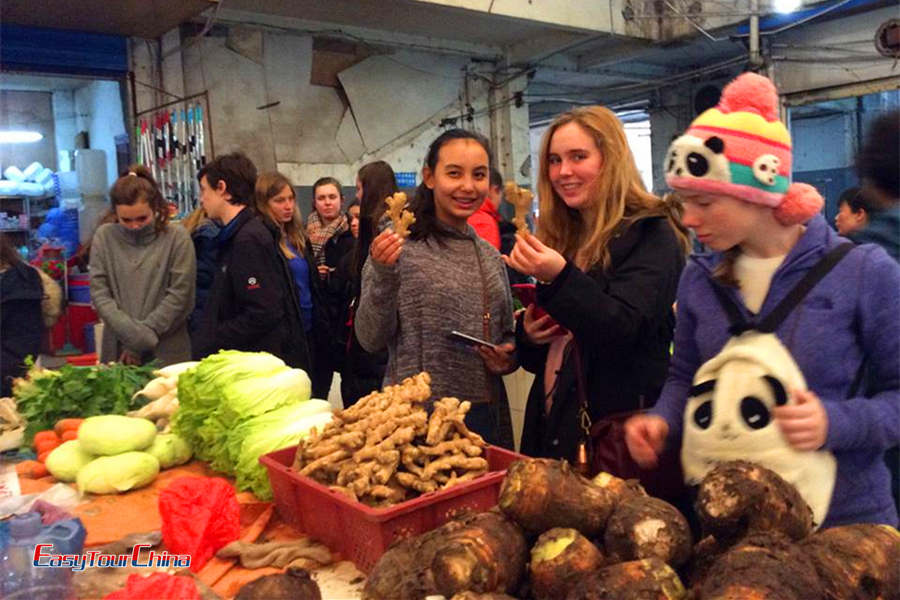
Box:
xmin=306 ymin=176 xmax=355 ymax=396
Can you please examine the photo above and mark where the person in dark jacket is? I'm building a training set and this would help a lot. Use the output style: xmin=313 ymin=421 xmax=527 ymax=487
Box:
xmin=505 ymin=106 xmax=691 ymax=463
xmin=853 ymin=110 xmax=899 ymax=262
xmin=191 ymin=153 xmax=308 ymax=369
xmin=0 ymin=234 xmax=62 ymax=396
xmin=182 ymin=207 xmax=220 ymax=333
xmin=335 ymin=161 xmax=396 ymax=407
xmin=253 ymin=171 xmax=325 ymax=390
xmin=306 ymin=177 xmax=355 ymax=395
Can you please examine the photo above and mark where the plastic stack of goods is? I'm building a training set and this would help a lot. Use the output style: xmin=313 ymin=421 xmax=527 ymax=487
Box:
xmin=37 ymin=207 xmax=79 ymax=257
xmin=0 ymin=162 xmax=55 ymax=197
xmin=32 ymin=169 xmax=80 ymax=257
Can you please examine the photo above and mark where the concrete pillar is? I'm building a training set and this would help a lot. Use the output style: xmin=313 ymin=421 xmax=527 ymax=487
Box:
xmin=648 ymin=84 xmax=692 ymax=194
xmin=161 ymin=28 xmax=186 ymax=100
xmin=489 ymin=60 xmax=531 ymax=187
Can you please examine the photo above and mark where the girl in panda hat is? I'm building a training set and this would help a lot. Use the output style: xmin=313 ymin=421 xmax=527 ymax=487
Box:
xmin=625 ymin=72 xmax=900 ymax=528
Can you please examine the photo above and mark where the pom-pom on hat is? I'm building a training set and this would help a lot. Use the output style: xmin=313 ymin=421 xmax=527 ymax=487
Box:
xmin=665 ymin=72 xmax=823 ymax=225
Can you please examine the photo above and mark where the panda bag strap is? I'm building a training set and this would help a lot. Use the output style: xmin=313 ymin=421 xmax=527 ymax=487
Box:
xmin=711 ymin=242 xmax=854 ymax=336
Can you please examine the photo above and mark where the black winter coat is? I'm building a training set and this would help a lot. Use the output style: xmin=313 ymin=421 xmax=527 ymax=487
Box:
xmin=191 ymin=209 xmax=311 ymax=371
xmin=334 ymin=249 xmax=388 ymax=406
xmin=318 ymin=229 xmax=356 ymax=338
xmin=518 ymin=216 xmax=685 ymax=460
xmin=0 ymin=262 xmax=43 ymax=396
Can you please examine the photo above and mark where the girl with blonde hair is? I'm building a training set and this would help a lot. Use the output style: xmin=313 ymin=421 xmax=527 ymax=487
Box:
xmin=507 ymin=106 xmax=689 ymax=490
xmin=254 ymin=172 xmax=321 ymax=386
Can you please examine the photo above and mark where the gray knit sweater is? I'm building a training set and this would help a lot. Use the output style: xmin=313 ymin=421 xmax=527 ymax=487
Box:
xmin=355 ymin=224 xmax=514 ymax=404
xmin=90 ymin=223 xmax=196 ymax=365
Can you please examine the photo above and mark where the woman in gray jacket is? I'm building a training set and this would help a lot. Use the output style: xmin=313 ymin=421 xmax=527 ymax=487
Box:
xmin=90 ymin=166 xmax=196 ymax=365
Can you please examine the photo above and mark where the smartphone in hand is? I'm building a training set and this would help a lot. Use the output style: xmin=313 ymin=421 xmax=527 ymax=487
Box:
xmin=511 ymin=283 xmax=548 ymax=318
xmin=449 ymin=330 xmax=497 ymax=350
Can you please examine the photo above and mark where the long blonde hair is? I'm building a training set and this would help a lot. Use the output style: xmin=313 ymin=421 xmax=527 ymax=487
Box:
xmin=537 ymin=106 xmax=690 ymax=270
xmin=254 ymin=172 xmax=307 ymax=259
xmin=181 ymin=207 xmax=208 ymax=234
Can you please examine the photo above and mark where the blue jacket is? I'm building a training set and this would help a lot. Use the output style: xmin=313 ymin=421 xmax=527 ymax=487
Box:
xmin=188 ymin=219 xmax=221 ymax=332
xmin=652 ymin=215 xmax=900 ymax=527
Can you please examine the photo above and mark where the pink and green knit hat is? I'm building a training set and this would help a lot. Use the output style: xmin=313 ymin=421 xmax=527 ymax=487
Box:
xmin=665 ymin=72 xmax=823 ymax=225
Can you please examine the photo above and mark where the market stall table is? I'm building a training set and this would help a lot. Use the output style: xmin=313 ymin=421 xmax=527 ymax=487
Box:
xmin=15 ymin=459 xmax=365 ymax=599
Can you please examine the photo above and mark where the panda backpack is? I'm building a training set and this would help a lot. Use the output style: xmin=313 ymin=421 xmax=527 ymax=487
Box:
xmin=681 ymin=243 xmax=855 ymax=529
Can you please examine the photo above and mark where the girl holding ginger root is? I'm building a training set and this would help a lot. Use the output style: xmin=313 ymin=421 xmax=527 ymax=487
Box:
xmin=354 ymin=129 xmax=516 ymax=448
xmin=505 ymin=106 xmax=690 ymax=480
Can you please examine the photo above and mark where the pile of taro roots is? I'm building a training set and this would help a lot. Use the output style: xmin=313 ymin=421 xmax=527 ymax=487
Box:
xmin=363 ymin=458 xmax=900 ymax=600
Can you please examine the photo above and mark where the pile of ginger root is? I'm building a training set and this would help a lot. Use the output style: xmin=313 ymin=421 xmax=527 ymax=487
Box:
xmin=292 ymin=373 xmax=490 ymax=506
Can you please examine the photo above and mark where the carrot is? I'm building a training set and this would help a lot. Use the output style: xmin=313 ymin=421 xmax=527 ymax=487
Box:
xmin=197 ymin=505 xmax=274 ymax=588
xmin=33 ymin=430 xmax=60 ymax=448
xmin=54 ymin=418 xmax=85 ymax=437
xmin=37 ymin=449 xmax=54 ymax=464
xmin=16 ymin=460 xmax=49 ymax=479
xmin=61 ymin=430 xmax=79 ymax=442
xmin=35 ymin=438 xmax=61 ymax=456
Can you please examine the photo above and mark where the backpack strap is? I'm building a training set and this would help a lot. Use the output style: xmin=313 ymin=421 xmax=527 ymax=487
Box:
xmin=712 ymin=243 xmax=855 ymax=336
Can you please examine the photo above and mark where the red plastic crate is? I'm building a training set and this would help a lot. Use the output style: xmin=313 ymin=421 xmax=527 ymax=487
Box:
xmin=260 ymin=444 xmax=523 ymax=572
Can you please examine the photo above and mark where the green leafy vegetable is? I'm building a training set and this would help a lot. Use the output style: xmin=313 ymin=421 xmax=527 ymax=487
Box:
xmin=13 ymin=360 xmax=157 ymax=443
xmin=45 ymin=440 xmax=96 ymax=482
xmin=145 ymin=433 xmax=193 ymax=468
xmin=78 ymin=415 xmax=157 ymax=456
xmin=77 ymin=451 xmax=160 ymax=494
xmin=173 ymin=350 xmax=313 ymax=470
xmin=229 ymin=401 xmax=333 ymax=499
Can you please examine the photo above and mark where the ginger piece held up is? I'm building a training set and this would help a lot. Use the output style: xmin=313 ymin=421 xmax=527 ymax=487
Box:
xmin=385 ymin=192 xmax=416 ymax=238
xmin=504 ymin=181 xmax=532 ymax=234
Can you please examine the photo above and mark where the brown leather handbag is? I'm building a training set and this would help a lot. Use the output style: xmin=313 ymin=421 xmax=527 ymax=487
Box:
xmin=571 ymin=342 xmax=685 ymax=502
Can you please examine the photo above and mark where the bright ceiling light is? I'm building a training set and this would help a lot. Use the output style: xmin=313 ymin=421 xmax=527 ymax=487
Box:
xmin=774 ymin=0 xmax=803 ymax=13
xmin=0 ymin=130 xmax=44 ymax=143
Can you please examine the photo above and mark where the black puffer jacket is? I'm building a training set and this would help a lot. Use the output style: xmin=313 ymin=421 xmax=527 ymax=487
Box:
xmin=191 ymin=208 xmax=311 ymax=371
xmin=0 ymin=262 xmax=43 ymax=396
xmin=519 ymin=217 xmax=685 ymax=460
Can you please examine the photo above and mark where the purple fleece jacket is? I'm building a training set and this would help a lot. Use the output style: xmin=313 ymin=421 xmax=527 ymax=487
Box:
xmin=652 ymin=215 xmax=900 ymax=527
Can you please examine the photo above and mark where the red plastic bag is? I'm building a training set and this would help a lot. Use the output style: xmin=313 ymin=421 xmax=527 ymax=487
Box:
xmin=103 ymin=572 xmax=200 ymax=600
xmin=158 ymin=476 xmax=241 ymax=572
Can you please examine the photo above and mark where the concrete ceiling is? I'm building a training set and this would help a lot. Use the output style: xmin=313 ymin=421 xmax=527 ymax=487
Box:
xmin=219 ymin=0 xmax=572 ymax=49
xmin=1 ymin=0 xmax=213 ymax=39
xmin=0 ymin=73 xmax=94 ymax=92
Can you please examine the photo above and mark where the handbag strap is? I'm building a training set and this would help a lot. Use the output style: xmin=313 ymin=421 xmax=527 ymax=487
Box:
xmin=571 ymin=341 xmax=593 ymax=438
xmin=472 ymin=240 xmax=497 ymax=404
xmin=472 ymin=240 xmax=492 ymax=340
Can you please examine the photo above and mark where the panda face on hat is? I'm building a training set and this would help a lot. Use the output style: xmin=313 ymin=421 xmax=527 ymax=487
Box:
xmin=666 ymin=135 xmax=730 ymax=184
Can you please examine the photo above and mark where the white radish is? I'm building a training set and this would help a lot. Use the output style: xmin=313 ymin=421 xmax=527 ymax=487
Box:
xmin=154 ymin=361 xmax=199 ymax=379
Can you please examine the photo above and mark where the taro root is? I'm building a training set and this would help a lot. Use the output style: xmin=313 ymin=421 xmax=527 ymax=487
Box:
xmin=430 ymin=511 xmax=528 ymax=598
xmin=604 ymin=495 xmax=692 ymax=568
xmin=364 ymin=511 xmax=527 ymax=600
xmin=592 ymin=471 xmax=647 ymax=499
xmin=696 ymin=460 xmax=813 ymax=542
xmin=499 ymin=459 xmax=616 ymax=537
xmin=699 ymin=531 xmax=823 ymax=600
xmin=565 ymin=557 xmax=686 ymax=600
xmin=450 ymin=593 xmax=519 ymax=600
xmin=363 ymin=516 xmax=469 ymax=600
xmin=682 ymin=535 xmax=731 ymax=595
xmin=530 ymin=528 xmax=605 ymax=600
xmin=800 ymin=523 xmax=900 ymax=600
xmin=235 ymin=567 xmax=322 ymax=600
